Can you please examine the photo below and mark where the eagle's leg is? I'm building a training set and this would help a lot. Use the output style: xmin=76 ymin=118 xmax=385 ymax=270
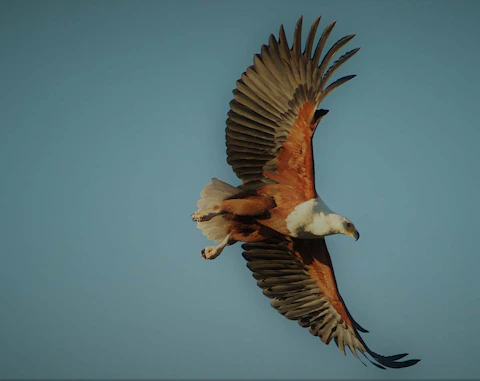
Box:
xmin=220 ymin=195 xmax=275 ymax=216
xmin=193 ymin=195 xmax=274 ymax=222
xmin=201 ymin=233 xmax=236 ymax=260
xmin=191 ymin=210 xmax=223 ymax=222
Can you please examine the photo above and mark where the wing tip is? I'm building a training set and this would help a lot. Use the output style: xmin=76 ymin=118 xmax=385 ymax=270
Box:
xmin=366 ymin=348 xmax=421 ymax=369
xmin=328 ymin=20 xmax=337 ymax=30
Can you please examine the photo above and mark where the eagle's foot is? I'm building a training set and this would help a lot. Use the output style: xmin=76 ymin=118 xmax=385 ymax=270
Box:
xmin=201 ymin=246 xmax=222 ymax=260
xmin=191 ymin=211 xmax=220 ymax=222
xmin=200 ymin=233 xmax=232 ymax=260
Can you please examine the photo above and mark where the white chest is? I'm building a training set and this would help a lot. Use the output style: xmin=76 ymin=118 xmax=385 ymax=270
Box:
xmin=285 ymin=197 xmax=337 ymax=238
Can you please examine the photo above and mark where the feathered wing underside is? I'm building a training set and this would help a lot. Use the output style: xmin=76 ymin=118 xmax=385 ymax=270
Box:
xmin=226 ymin=16 xmax=360 ymax=200
xmin=242 ymin=238 xmax=420 ymax=369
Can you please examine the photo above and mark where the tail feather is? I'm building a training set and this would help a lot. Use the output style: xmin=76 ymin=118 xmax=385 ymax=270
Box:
xmin=195 ymin=178 xmax=241 ymax=243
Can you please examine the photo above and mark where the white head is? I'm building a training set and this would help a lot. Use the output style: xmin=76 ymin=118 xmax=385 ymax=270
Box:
xmin=307 ymin=212 xmax=360 ymax=240
xmin=286 ymin=197 xmax=360 ymax=240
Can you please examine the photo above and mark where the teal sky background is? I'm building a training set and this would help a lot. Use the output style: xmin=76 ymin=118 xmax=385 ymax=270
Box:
xmin=1 ymin=0 xmax=480 ymax=379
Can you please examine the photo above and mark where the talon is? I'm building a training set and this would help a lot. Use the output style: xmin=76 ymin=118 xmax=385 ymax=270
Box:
xmin=201 ymin=249 xmax=207 ymax=259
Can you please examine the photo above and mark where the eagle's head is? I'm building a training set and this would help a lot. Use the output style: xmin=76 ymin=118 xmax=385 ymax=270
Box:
xmin=339 ymin=217 xmax=360 ymax=241
xmin=286 ymin=198 xmax=359 ymax=240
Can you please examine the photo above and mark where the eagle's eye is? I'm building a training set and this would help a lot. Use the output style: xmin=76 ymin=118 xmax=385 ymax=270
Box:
xmin=346 ymin=222 xmax=352 ymax=229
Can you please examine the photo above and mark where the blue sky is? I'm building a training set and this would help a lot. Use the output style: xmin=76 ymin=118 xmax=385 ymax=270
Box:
xmin=1 ymin=0 xmax=480 ymax=379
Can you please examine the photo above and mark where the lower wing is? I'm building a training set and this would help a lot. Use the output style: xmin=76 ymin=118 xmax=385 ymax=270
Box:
xmin=242 ymin=237 xmax=420 ymax=369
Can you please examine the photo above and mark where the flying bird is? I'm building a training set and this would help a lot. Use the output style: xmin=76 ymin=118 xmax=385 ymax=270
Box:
xmin=191 ymin=16 xmax=420 ymax=369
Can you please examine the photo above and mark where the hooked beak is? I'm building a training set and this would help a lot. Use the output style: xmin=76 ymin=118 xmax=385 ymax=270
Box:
xmin=353 ymin=230 xmax=360 ymax=241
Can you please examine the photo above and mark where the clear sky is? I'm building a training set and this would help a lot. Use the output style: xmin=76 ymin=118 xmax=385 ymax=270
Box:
xmin=1 ymin=0 xmax=480 ymax=379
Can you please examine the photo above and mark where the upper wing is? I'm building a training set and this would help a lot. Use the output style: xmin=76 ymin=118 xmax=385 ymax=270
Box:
xmin=226 ymin=16 xmax=359 ymax=202
xmin=242 ymin=238 xmax=420 ymax=369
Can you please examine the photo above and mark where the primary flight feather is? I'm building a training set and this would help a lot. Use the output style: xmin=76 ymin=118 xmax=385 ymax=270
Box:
xmin=191 ymin=16 xmax=420 ymax=370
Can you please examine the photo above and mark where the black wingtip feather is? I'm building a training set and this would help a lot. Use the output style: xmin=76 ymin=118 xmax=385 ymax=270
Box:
xmin=355 ymin=324 xmax=369 ymax=333
xmin=349 ymin=319 xmax=420 ymax=369
xmin=384 ymin=353 xmax=409 ymax=361
xmin=292 ymin=16 xmax=303 ymax=58
xmin=365 ymin=346 xmax=421 ymax=369
xmin=312 ymin=20 xmax=337 ymax=67
xmin=322 ymin=47 xmax=361 ymax=88
xmin=304 ymin=16 xmax=321 ymax=57
xmin=321 ymin=74 xmax=357 ymax=99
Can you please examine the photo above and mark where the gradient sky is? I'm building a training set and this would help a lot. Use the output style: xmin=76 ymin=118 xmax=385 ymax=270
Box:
xmin=1 ymin=0 xmax=480 ymax=379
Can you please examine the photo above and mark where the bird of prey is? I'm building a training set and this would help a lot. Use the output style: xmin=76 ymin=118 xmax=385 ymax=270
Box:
xmin=191 ymin=16 xmax=420 ymax=369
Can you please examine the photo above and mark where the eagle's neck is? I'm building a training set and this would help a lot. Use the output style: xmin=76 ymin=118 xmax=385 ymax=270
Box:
xmin=285 ymin=197 xmax=343 ymax=238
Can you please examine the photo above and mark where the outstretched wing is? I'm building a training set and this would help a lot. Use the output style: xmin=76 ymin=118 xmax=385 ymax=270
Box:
xmin=226 ymin=16 xmax=359 ymax=204
xmin=242 ymin=238 xmax=420 ymax=369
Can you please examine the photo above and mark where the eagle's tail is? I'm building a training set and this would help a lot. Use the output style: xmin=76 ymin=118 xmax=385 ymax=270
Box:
xmin=192 ymin=178 xmax=242 ymax=243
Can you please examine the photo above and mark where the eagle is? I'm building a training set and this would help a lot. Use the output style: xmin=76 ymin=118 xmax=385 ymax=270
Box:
xmin=191 ymin=16 xmax=420 ymax=369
